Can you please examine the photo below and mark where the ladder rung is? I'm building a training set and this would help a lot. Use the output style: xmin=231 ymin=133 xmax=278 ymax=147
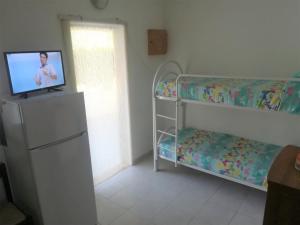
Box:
xmin=156 ymin=96 xmax=177 ymax=102
xmin=157 ymin=130 xmax=176 ymax=137
xmin=156 ymin=114 xmax=176 ymax=121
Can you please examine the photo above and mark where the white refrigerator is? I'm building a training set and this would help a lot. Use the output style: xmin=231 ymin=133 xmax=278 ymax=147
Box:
xmin=1 ymin=92 xmax=98 ymax=225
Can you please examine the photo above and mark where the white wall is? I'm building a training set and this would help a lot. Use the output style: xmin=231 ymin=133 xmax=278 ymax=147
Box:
xmin=163 ymin=0 xmax=300 ymax=146
xmin=0 ymin=0 xmax=166 ymax=161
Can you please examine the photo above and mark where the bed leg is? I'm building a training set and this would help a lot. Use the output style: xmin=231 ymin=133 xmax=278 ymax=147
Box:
xmin=154 ymin=157 xmax=159 ymax=172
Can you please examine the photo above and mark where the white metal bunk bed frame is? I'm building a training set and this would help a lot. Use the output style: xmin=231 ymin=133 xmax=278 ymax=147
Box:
xmin=152 ymin=60 xmax=300 ymax=192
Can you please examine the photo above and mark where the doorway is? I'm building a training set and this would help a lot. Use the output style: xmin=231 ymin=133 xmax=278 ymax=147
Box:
xmin=68 ymin=21 xmax=131 ymax=185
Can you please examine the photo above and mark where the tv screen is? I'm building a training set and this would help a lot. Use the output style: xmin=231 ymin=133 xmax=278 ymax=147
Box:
xmin=4 ymin=51 xmax=65 ymax=95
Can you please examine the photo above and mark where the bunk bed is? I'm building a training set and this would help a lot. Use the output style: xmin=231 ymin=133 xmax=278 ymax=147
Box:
xmin=152 ymin=61 xmax=300 ymax=191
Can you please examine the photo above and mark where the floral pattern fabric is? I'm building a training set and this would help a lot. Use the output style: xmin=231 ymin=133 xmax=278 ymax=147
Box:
xmin=158 ymin=128 xmax=282 ymax=188
xmin=155 ymin=78 xmax=300 ymax=114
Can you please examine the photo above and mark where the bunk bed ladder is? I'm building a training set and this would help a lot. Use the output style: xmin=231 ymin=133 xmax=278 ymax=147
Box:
xmin=153 ymin=99 xmax=179 ymax=170
xmin=152 ymin=61 xmax=183 ymax=172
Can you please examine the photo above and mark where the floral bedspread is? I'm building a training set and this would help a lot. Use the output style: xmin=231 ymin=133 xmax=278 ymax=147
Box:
xmin=155 ymin=78 xmax=300 ymax=114
xmin=158 ymin=127 xmax=282 ymax=188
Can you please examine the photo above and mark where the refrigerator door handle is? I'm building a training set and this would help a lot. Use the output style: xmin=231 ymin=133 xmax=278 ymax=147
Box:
xmin=29 ymin=131 xmax=87 ymax=151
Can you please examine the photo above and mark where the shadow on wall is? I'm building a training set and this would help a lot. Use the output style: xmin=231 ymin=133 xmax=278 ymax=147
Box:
xmin=0 ymin=89 xmax=6 ymax=201
xmin=0 ymin=112 xmax=6 ymax=162
xmin=0 ymin=115 xmax=7 ymax=148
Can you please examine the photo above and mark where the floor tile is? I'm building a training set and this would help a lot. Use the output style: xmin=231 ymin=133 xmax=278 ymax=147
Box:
xmin=96 ymin=197 xmax=127 ymax=225
xmin=110 ymin=187 xmax=141 ymax=209
xmin=238 ymin=189 xmax=266 ymax=221
xmin=110 ymin=210 xmax=154 ymax=225
xmin=153 ymin=204 xmax=194 ymax=225
xmin=95 ymin=178 xmax=125 ymax=199
xmin=206 ymin=181 xmax=248 ymax=212
xmin=229 ymin=213 xmax=263 ymax=225
xmin=95 ymin=156 xmax=266 ymax=225
xmin=129 ymin=196 xmax=169 ymax=220
xmin=168 ymin=187 xmax=215 ymax=215
xmin=188 ymin=200 xmax=236 ymax=225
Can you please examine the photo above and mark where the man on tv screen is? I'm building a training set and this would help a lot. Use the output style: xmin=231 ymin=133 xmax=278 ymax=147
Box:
xmin=34 ymin=51 xmax=58 ymax=88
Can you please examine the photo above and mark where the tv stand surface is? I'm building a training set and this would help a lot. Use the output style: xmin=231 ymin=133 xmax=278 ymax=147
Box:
xmin=47 ymin=87 xmax=63 ymax=92
xmin=18 ymin=88 xmax=64 ymax=99
xmin=20 ymin=93 xmax=28 ymax=99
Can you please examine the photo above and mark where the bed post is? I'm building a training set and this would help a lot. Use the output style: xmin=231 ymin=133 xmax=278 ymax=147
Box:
xmin=175 ymin=99 xmax=179 ymax=167
xmin=175 ymin=75 xmax=182 ymax=168
xmin=153 ymin=95 xmax=159 ymax=172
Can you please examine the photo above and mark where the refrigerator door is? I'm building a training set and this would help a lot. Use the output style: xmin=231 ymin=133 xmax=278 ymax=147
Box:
xmin=20 ymin=92 xmax=87 ymax=150
xmin=30 ymin=132 xmax=97 ymax=225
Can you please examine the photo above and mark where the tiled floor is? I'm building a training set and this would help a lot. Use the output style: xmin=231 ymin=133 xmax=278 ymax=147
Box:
xmin=95 ymin=156 xmax=266 ymax=225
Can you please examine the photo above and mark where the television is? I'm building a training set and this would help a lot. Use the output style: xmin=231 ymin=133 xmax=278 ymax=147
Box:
xmin=4 ymin=50 xmax=66 ymax=95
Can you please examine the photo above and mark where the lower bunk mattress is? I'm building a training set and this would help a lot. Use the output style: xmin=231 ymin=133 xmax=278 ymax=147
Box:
xmin=159 ymin=128 xmax=282 ymax=188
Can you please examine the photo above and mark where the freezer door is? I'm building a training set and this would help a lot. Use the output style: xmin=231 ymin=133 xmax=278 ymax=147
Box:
xmin=20 ymin=92 xmax=87 ymax=149
xmin=30 ymin=133 xmax=98 ymax=225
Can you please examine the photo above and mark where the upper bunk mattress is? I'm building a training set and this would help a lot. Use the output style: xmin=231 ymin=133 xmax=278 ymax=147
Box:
xmin=159 ymin=127 xmax=282 ymax=188
xmin=155 ymin=78 xmax=300 ymax=114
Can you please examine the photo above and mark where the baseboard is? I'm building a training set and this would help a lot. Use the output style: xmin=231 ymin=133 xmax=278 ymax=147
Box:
xmin=132 ymin=150 xmax=152 ymax=165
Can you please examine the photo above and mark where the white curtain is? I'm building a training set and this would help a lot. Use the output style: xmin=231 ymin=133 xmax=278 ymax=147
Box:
xmin=63 ymin=21 xmax=131 ymax=184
